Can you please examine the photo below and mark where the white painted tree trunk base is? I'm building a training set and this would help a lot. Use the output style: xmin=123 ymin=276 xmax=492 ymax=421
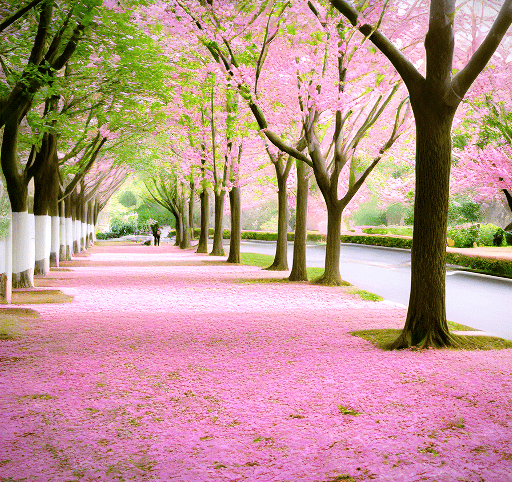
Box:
xmin=66 ymin=217 xmax=73 ymax=258
xmin=34 ymin=215 xmax=51 ymax=276
xmin=50 ymin=215 xmax=60 ymax=268
xmin=0 ymin=217 xmax=12 ymax=303
xmin=12 ymin=212 xmax=34 ymax=288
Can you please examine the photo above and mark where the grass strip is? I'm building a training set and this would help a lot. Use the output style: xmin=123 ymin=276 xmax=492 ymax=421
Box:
xmin=351 ymin=328 xmax=512 ymax=350
xmin=0 ymin=309 xmax=39 ymax=340
xmin=240 ymin=253 xmax=386 ymax=303
xmin=2 ymin=289 xmax=74 ymax=305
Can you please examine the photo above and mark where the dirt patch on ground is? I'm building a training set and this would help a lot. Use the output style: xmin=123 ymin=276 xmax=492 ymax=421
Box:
xmin=3 ymin=289 xmax=73 ymax=304
xmin=0 ymin=307 xmax=39 ymax=317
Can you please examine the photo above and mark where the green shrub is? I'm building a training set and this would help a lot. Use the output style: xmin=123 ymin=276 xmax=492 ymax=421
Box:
xmin=361 ymin=226 xmax=413 ymax=237
xmin=117 ymin=190 xmax=137 ymax=208
xmin=340 ymin=234 xmax=413 ymax=249
xmin=447 ymin=223 xmax=505 ymax=247
xmin=241 ymin=231 xmax=279 ymax=241
xmin=447 ymin=224 xmax=479 ymax=248
xmin=493 ymin=228 xmax=505 ymax=247
xmin=446 ymin=253 xmax=512 ymax=278
xmin=477 ymin=223 xmax=502 ymax=247
xmin=387 ymin=227 xmax=413 ymax=236
xmin=110 ymin=217 xmax=137 ymax=237
xmin=448 ymin=196 xmax=481 ymax=226
xmin=96 ymin=231 xmax=119 ymax=240
xmin=306 ymin=232 xmax=324 ymax=242
xmin=505 ymin=231 xmax=512 ymax=246
xmin=351 ymin=198 xmax=387 ymax=226
xmin=192 ymin=228 xmax=214 ymax=237
xmin=362 ymin=227 xmax=387 ymax=235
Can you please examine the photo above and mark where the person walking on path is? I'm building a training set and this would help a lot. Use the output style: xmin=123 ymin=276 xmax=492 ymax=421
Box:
xmin=151 ymin=223 xmax=161 ymax=246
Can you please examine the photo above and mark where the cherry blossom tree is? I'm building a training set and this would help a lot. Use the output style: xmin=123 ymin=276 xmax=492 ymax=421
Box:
xmin=330 ymin=0 xmax=512 ymax=347
xmin=0 ymin=0 xmax=101 ymax=287
xmin=452 ymin=93 xmax=512 ymax=230
xmin=153 ymin=1 xmax=413 ymax=284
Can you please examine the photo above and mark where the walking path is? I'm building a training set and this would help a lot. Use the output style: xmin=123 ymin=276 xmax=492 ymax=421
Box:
xmin=1 ymin=242 xmax=512 ymax=482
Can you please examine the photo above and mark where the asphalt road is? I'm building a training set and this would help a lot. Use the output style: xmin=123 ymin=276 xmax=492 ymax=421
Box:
xmin=238 ymin=241 xmax=512 ymax=341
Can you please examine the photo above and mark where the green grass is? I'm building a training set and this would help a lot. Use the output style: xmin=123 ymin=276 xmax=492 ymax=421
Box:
xmin=351 ymin=328 xmax=512 ymax=350
xmin=447 ymin=320 xmax=477 ymax=331
xmin=346 ymin=288 xmax=383 ymax=302
xmin=307 ymin=267 xmax=324 ymax=280
xmin=0 ymin=315 xmax=25 ymax=340
xmin=240 ymin=252 xmax=275 ymax=268
xmin=0 ymin=308 xmax=39 ymax=340
xmin=337 ymin=405 xmax=361 ymax=416
xmin=239 ymin=253 xmax=386 ymax=302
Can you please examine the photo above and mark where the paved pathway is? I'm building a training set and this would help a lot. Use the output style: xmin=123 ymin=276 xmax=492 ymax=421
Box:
xmin=1 ymin=242 xmax=512 ymax=482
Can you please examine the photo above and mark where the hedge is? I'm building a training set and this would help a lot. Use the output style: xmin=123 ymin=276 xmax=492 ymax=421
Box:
xmin=340 ymin=234 xmax=413 ymax=249
xmin=171 ymin=229 xmax=326 ymax=242
xmin=362 ymin=226 xmax=413 ymax=237
xmin=446 ymin=253 xmax=512 ymax=279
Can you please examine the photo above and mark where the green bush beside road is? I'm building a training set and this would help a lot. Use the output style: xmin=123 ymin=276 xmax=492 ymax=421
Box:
xmin=446 ymin=253 xmax=512 ymax=279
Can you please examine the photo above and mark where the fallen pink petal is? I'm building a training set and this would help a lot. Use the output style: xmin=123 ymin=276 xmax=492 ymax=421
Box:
xmin=1 ymin=244 xmax=511 ymax=482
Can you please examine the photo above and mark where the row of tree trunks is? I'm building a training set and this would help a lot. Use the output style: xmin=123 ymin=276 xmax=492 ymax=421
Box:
xmin=8 ymin=192 xmax=98 ymax=289
xmin=192 ymin=173 xmax=308 ymax=278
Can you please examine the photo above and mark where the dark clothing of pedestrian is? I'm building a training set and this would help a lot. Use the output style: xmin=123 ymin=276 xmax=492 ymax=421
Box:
xmin=151 ymin=225 xmax=161 ymax=246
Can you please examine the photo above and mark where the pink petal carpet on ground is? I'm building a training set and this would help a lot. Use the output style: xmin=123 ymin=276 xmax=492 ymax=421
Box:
xmin=0 ymin=243 xmax=511 ymax=482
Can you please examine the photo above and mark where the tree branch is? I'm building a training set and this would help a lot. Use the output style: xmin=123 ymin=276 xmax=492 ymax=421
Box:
xmin=263 ymin=130 xmax=313 ymax=167
xmin=450 ymin=0 xmax=512 ymax=103
xmin=27 ymin=0 xmax=52 ymax=65
xmin=0 ymin=0 xmax=46 ymax=34
xmin=329 ymin=0 xmax=424 ymax=94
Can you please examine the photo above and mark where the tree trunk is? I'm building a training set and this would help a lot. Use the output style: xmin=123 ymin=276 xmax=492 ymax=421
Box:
xmin=289 ymin=160 xmax=309 ymax=281
xmin=1 ymin=119 xmax=33 ymax=288
xmin=93 ymin=199 xmax=100 ymax=242
xmin=189 ymin=183 xmax=195 ymax=240
xmin=80 ymin=193 xmax=87 ymax=251
xmin=265 ymin=176 xmax=288 ymax=270
xmin=196 ymin=189 xmax=209 ymax=253
xmin=34 ymin=213 xmax=50 ymax=275
xmin=227 ymin=186 xmax=241 ymax=263
xmin=86 ymin=200 xmax=93 ymax=247
xmin=210 ymin=190 xmax=225 ymax=256
xmin=174 ymin=215 xmax=182 ymax=247
xmin=33 ymin=137 xmax=59 ymax=274
xmin=387 ymin=100 xmax=456 ymax=349
xmin=72 ymin=191 xmax=79 ymax=254
xmin=59 ymin=200 xmax=66 ymax=261
xmin=180 ymin=201 xmax=191 ymax=249
xmin=12 ymin=211 xmax=34 ymax=288
xmin=503 ymin=190 xmax=512 ymax=231
xmin=65 ymin=195 xmax=74 ymax=259
xmin=315 ymin=202 xmax=345 ymax=285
